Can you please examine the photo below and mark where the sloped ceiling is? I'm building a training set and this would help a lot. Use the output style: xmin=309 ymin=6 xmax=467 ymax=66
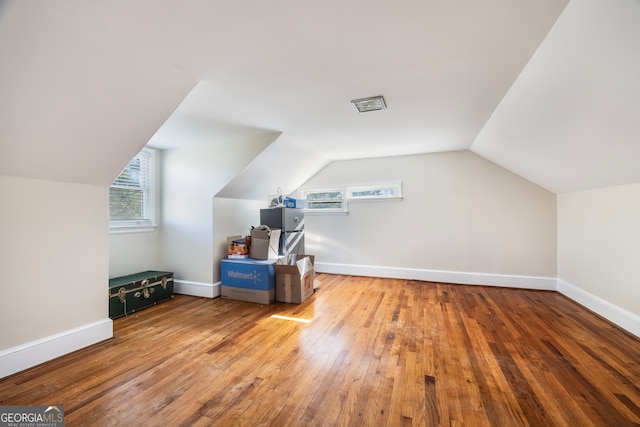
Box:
xmin=215 ymin=134 xmax=332 ymax=200
xmin=0 ymin=1 xmax=197 ymax=186
xmin=472 ymin=0 xmax=640 ymax=193
xmin=7 ymin=1 xmax=637 ymax=195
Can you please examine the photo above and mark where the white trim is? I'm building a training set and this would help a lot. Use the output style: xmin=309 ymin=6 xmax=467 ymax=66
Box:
xmin=0 ymin=318 xmax=113 ymax=379
xmin=173 ymin=279 xmax=221 ymax=298
xmin=1 ymin=274 xmax=636 ymax=380
xmin=109 ymin=223 xmax=158 ymax=234
xmin=314 ymin=262 xmax=639 ymax=339
xmin=314 ymin=262 xmax=557 ymax=290
xmin=344 ymin=197 xmax=402 ymax=203
xmin=557 ymin=279 xmax=640 ymax=339
xmin=302 ymin=210 xmax=349 ymax=216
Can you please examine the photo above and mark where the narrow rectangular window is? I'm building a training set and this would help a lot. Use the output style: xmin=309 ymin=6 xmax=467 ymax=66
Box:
xmin=347 ymin=182 xmax=402 ymax=201
xmin=109 ymin=148 xmax=156 ymax=232
xmin=301 ymin=188 xmax=347 ymax=213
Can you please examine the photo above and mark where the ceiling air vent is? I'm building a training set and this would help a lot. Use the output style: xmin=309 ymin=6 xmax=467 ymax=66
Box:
xmin=350 ymin=95 xmax=386 ymax=113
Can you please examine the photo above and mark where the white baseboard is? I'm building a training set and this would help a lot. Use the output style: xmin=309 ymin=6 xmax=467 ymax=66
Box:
xmin=0 ymin=318 xmax=113 ymax=379
xmin=2 ymin=273 xmax=635 ymax=381
xmin=314 ymin=262 xmax=557 ymax=290
xmin=174 ymin=279 xmax=221 ymax=298
xmin=557 ymin=279 xmax=640 ymax=339
xmin=315 ymin=263 xmax=639 ymax=339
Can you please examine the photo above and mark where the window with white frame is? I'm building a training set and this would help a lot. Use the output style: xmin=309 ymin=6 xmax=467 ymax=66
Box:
xmin=109 ymin=147 xmax=156 ymax=232
xmin=301 ymin=188 xmax=347 ymax=213
xmin=347 ymin=181 xmax=402 ymax=201
xmin=301 ymin=181 xmax=402 ymax=213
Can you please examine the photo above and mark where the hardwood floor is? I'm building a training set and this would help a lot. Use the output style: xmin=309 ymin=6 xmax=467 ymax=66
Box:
xmin=1 ymin=274 xmax=639 ymax=426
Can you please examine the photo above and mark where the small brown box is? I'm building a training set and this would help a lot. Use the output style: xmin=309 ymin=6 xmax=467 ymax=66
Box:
xmin=274 ymin=255 xmax=315 ymax=304
xmin=250 ymin=228 xmax=281 ymax=260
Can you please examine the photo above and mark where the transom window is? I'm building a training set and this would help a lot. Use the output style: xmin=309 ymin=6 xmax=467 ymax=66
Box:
xmin=301 ymin=181 xmax=402 ymax=214
xmin=301 ymin=188 xmax=346 ymax=213
xmin=348 ymin=182 xmax=402 ymax=200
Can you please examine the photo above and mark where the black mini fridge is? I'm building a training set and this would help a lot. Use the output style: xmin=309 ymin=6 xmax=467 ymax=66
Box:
xmin=260 ymin=207 xmax=305 ymax=256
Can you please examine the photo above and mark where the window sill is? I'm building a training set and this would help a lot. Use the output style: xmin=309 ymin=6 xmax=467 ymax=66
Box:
xmin=109 ymin=223 xmax=158 ymax=234
xmin=347 ymin=196 xmax=403 ymax=202
xmin=302 ymin=210 xmax=349 ymax=216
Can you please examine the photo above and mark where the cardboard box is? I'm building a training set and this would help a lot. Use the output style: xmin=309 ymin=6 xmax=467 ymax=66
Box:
xmin=221 ymin=285 xmax=274 ymax=305
xmin=274 ymin=254 xmax=315 ymax=304
xmin=250 ymin=228 xmax=281 ymax=260
xmin=220 ymin=258 xmax=276 ymax=304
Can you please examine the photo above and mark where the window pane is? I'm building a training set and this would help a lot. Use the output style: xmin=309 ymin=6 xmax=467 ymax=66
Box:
xmin=352 ymin=188 xmax=395 ymax=197
xmin=308 ymin=201 xmax=343 ymax=209
xmin=348 ymin=182 xmax=402 ymax=200
xmin=302 ymin=188 xmax=347 ymax=212
xmin=113 ymin=157 xmax=143 ymax=187
xmin=109 ymin=148 xmax=155 ymax=225
xmin=109 ymin=187 xmax=144 ymax=220
xmin=306 ymin=191 xmax=343 ymax=200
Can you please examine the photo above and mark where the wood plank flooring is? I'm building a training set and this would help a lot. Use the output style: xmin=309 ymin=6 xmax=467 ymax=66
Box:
xmin=1 ymin=274 xmax=640 ymax=426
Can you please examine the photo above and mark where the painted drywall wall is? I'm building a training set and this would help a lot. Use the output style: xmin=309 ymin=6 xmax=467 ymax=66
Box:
xmin=161 ymin=134 xmax=275 ymax=284
xmin=296 ymin=151 xmax=557 ymax=279
xmin=558 ymin=183 xmax=640 ymax=317
xmin=109 ymin=231 xmax=162 ymax=278
xmin=212 ymin=197 xmax=265 ymax=282
xmin=0 ymin=175 xmax=110 ymax=350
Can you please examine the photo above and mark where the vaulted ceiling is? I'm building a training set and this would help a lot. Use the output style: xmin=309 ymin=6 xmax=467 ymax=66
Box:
xmin=1 ymin=0 xmax=639 ymax=195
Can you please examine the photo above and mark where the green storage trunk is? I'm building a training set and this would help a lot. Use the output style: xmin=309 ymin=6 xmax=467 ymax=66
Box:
xmin=108 ymin=270 xmax=174 ymax=319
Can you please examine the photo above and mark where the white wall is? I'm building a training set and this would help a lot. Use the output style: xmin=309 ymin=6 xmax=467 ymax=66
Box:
xmin=109 ymin=231 xmax=162 ymax=278
xmin=161 ymin=135 xmax=274 ymax=285
xmin=212 ymin=197 xmax=265 ymax=282
xmin=558 ymin=183 xmax=640 ymax=321
xmin=297 ymin=151 xmax=557 ymax=285
xmin=0 ymin=175 xmax=112 ymax=376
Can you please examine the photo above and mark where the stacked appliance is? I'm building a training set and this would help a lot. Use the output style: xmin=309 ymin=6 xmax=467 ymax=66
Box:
xmin=260 ymin=207 xmax=305 ymax=256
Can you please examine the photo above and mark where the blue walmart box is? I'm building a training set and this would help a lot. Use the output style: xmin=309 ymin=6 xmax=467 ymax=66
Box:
xmin=221 ymin=258 xmax=276 ymax=304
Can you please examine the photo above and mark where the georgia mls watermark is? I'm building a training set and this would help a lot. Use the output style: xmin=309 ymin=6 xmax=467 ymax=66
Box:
xmin=0 ymin=406 xmax=64 ymax=427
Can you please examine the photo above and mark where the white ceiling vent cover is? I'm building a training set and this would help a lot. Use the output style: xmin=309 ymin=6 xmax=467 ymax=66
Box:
xmin=351 ymin=95 xmax=387 ymax=113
